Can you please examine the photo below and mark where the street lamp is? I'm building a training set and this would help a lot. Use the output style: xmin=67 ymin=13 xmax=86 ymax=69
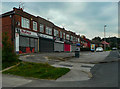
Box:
xmin=104 ymin=25 xmax=107 ymax=51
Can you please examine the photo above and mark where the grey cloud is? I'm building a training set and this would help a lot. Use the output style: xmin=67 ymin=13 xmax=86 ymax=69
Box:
xmin=2 ymin=2 xmax=118 ymax=39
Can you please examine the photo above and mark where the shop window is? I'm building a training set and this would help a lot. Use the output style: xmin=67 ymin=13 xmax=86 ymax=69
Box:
xmin=21 ymin=17 xmax=30 ymax=29
xmin=19 ymin=36 xmax=29 ymax=47
xmin=40 ymin=24 xmax=44 ymax=33
xmin=46 ymin=26 xmax=52 ymax=35
xmin=33 ymin=21 xmax=37 ymax=31
xmin=30 ymin=38 xmax=35 ymax=47
xmin=34 ymin=39 xmax=38 ymax=52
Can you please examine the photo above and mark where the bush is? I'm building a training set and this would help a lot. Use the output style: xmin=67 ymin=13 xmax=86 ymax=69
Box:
xmin=106 ymin=47 xmax=111 ymax=50
xmin=80 ymin=48 xmax=90 ymax=51
xmin=2 ymin=32 xmax=19 ymax=69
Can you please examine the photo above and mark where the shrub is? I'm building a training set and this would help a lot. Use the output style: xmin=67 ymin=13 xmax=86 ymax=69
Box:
xmin=2 ymin=32 xmax=19 ymax=69
xmin=80 ymin=48 xmax=90 ymax=51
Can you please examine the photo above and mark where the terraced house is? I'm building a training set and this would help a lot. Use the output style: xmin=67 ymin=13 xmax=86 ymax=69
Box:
xmin=1 ymin=7 xmax=81 ymax=54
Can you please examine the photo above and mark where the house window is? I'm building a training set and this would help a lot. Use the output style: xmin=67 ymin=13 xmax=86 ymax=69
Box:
xmin=60 ymin=31 xmax=62 ymax=38
xmin=46 ymin=26 xmax=52 ymax=35
xmin=73 ymin=37 xmax=76 ymax=41
xmin=21 ymin=17 xmax=30 ymax=29
xmin=63 ymin=33 xmax=65 ymax=39
xmin=54 ymin=29 xmax=59 ymax=37
xmin=71 ymin=36 xmax=73 ymax=41
xmin=76 ymin=37 xmax=78 ymax=42
xmin=33 ymin=21 xmax=37 ymax=31
xmin=66 ymin=34 xmax=69 ymax=40
xmin=40 ymin=24 xmax=44 ymax=33
xmin=49 ymin=27 xmax=52 ymax=35
xmin=78 ymin=38 xmax=80 ymax=42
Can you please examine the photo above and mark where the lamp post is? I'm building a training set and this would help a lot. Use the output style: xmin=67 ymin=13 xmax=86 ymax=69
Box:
xmin=104 ymin=25 xmax=107 ymax=51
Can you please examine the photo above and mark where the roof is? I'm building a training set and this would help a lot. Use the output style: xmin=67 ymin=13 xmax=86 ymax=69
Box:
xmin=101 ymin=41 xmax=109 ymax=45
xmin=0 ymin=10 xmax=14 ymax=18
xmin=1 ymin=7 xmax=82 ymax=38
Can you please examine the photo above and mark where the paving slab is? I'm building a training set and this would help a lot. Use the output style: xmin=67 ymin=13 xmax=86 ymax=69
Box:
xmin=2 ymin=74 xmax=32 ymax=87
xmin=56 ymin=70 xmax=89 ymax=81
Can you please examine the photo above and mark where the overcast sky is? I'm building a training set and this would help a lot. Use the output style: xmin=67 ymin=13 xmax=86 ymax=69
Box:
xmin=2 ymin=2 xmax=118 ymax=39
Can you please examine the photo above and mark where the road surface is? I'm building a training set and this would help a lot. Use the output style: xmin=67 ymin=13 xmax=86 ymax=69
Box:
xmin=2 ymin=50 xmax=119 ymax=88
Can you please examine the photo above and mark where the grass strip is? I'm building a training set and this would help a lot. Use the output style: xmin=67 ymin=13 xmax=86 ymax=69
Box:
xmin=3 ymin=62 xmax=70 ymax=80
xmin=2 ymin=60 xmax=20 ymax=70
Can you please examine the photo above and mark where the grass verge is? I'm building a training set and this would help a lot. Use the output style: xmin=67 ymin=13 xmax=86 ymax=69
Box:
xmin=104 ymin=50 xmax=112 ymax=51
xmin=2 ymin=58 xmax=21 ymax=70
xmin=2 ymin=62 xmax=70 ymax=80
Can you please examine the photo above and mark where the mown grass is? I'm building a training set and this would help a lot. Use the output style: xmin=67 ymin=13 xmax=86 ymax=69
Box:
xmin=104 ymin=50 xmax=112 ymax=51
xmin=3 ymin=62 xmax=70 ymax=80
xmin=2 ymin=55 xmax=20 ymax=70
xmin=2 ymin=61 xmax=20 ymax=70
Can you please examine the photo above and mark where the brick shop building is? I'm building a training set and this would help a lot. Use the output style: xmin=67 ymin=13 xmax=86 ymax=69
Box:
xmin=1 ymin=7 xmax=81 ymax=53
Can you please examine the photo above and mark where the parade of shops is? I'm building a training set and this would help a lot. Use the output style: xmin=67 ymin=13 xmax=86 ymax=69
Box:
xmin=1 ymin=7 xmax=84 ymax=54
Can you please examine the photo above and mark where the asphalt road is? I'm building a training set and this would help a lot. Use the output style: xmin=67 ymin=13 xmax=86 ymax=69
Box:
xmin=2 ymin=50 xmax=119 ymax=88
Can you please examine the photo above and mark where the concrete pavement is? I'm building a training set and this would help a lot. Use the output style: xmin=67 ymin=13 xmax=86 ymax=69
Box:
xmin=19 ymin=51 xmax=110 ymax=82
xmin=2 ymin=74 xmax=32 ymax=87
xmin=2 ymin=51 xmax=113 ymax=87
xmin=51 ymin=51 xmax=110 ymax=81
xmin=19 ymin=50 xmax=118 ymax=87
xmin=19 ymin=51 xmax=112 ymax=64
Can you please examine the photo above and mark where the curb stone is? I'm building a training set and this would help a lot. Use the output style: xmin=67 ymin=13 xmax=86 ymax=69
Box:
xmin=81 ymin=70 xmax=93 ymax=78
xmin=0 ymin=63 xmax=20 ymax=73
xmin=69 ymin=59 xmax=120 ymax=64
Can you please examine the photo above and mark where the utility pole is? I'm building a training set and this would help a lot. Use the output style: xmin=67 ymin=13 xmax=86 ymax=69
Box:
xmin=104 ymin=25 xmax=107 ymax=51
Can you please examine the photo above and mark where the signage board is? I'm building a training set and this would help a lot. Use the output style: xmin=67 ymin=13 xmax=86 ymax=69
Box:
xmin=91 ymin=44 xmax=95 ymax=51
xmin=20 ymin=29 xmax=38 ymax=38
xmin=15 ymin=33 xmax=19 ymax=53
xmin=55 ymin=40 xmax=64 ymax=43
xmin=38 ymin=33 xmax=53 ymax=39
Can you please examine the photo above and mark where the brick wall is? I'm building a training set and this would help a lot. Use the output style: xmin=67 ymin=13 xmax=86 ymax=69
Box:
xmin=1 ymin=16 xmax=12 ymax=40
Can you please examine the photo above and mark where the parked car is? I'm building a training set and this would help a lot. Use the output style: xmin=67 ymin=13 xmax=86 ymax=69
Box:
xmin=112 ymin=47 xmax=117 ymax=50
xmin=96 ymin=47 xmax=103 ymax=52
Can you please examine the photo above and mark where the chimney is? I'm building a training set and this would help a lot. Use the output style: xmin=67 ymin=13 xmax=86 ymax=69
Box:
xmin=13 ymin=7 xmax=23 ymax=12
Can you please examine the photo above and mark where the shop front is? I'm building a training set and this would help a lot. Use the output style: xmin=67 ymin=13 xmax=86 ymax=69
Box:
xmin=38 ymin=33 xmax=54 ymax=52
xmin=54 ymin=40 xmax=64 ymax=52
xmin=15 ymin=28 xmax=38 ymax=54
xmin=64 ymin=41 xmax=71 ymax=52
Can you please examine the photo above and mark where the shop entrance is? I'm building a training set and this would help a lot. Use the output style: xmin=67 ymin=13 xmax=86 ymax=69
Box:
xmin=19 ymin=36 xmax=38 ymax=53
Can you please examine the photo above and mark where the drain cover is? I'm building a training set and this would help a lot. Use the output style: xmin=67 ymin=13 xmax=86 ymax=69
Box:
xmin=81 ymin=65 xmax=92 ymax=68
xmin=60 ymin=64 xmax=73 ymax=67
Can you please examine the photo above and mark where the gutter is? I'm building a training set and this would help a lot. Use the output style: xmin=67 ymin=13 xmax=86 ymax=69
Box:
xmin=0 ymin=11 xmax=15 ymax=18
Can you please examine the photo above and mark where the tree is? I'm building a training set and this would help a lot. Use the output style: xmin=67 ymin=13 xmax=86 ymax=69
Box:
xmin=92 ymin=36 xmax=102 ymax=43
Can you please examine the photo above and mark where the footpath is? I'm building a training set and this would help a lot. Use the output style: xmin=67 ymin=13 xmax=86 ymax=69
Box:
xmin=2 ymin=51 xmax=119 ymax=87
xmin=19 ymin=51 xmax=115 ymax=81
